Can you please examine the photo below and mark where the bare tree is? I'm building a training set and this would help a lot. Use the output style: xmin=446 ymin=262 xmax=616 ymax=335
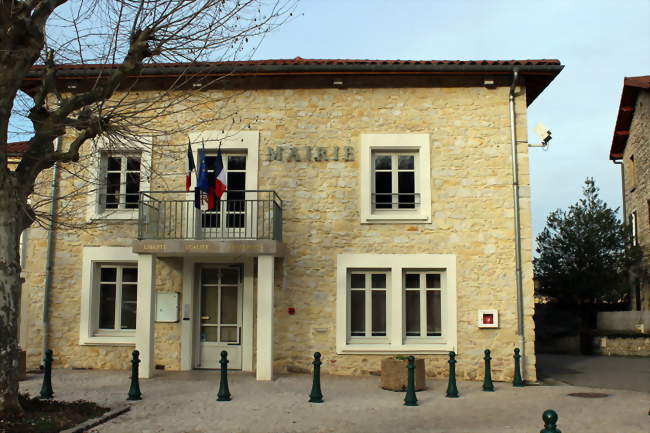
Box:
xmin=0 ymin=0 xmax=295 ymax=417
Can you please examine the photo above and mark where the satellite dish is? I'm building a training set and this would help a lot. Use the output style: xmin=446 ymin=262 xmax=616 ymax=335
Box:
xmin=534 ymin=122 xmax=552 ymax=147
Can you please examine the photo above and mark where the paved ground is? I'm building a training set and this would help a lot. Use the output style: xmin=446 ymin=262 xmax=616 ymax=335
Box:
xmin=537 ymin=354 xmax=650 ymax=393
xmin=19 ymin=369 xmax=649 ymax=433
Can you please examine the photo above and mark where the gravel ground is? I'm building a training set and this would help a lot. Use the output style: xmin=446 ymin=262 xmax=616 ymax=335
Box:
xmin=19 ymin=369 xmax=649 ymax=433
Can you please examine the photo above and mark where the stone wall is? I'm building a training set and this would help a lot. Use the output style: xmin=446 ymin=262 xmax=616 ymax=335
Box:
xmin=593 ymin=335 xmax=650 ymax=357
xmin=623 ymin=89 xmax=650 ymax=310
xmin=21 ymin=84 xmax=537 ymax=382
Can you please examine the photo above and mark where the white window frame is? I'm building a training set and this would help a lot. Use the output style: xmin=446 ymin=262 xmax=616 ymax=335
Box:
xmin=402 ymin=270 xmax=445 ymax=343
xmin=95 ymin=264 xmax=138 ymax=334
xmin=87 ymin=138 xmax=152 ymax=221
xmin=347 ymin=270 xmax=390 ymax=343
xmin=336 ymin=254 xmax=456 ymax=354
xmin=630 ymin=210 xmax=638 ymax=246
xmin=80 ymin=247 xmax=140 ymax=345
xmin=360 ymin=134 xmax=431 ymax=223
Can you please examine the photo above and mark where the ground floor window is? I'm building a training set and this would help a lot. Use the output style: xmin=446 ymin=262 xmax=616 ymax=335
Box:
xmin=337 ymin=254 xmax=456 ymax=354
xmin=97 ymin=265 xmax=138 ymax=331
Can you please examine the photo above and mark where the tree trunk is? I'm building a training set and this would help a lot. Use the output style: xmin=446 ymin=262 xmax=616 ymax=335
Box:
xmin=0 ymin=180 xmax=24 ymax=418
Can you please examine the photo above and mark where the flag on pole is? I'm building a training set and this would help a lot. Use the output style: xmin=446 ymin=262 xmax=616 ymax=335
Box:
xmin=194 ymin=148 xmax=210 ymax=209
xmin=185 ymin=140 xmax=195 ymax=192
xmin=215 ymin=148 xmax=227 ymax=198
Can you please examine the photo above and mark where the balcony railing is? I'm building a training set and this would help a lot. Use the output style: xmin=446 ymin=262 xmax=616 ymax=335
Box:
xmin=138 ymin=190 xmax=282 ymax=241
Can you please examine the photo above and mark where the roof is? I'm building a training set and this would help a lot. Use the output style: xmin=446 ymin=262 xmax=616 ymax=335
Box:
xmin=23 ymin=57 xmax=563 ymax=106
xmin=609 ymin=75 xmax=650 ymax=160
xmin=5 ymin=141 xmax=29 ymax=156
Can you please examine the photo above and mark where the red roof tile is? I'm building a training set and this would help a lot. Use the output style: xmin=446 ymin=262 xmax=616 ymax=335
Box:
xmin=609 ymin=75 xmax=650 ymax=160
xmin=5 ymin=141 xmax=29 ymax=155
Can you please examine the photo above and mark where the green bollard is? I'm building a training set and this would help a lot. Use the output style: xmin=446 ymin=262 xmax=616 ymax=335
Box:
xmin=403 ymin=356 xmax=418 ymax=406
xmin=445 ymin=351 xmax=459 ymax=398
xmin=39 ymin=349 xmax=54 ymax=399
xmin=217 ymin=351 xmax=231 ymax=401
xmin=482 ymin=349 xmax=495 ymax=392
xmin=513 ymin=348 xmax=525 ymax=387
xmin=127 ymin=350 xmax=142 ymax=400
xmin=540 ymin=409 xmax=562 ymax=433
xmin=308 ymin=352 xmax=324 ymax=403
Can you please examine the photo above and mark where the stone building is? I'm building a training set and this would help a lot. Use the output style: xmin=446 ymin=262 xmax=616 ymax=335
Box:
xmin=18 ymin=58 xmax=563 ymax=382
xmin=610 ymin=75 xmax=650 ymax=311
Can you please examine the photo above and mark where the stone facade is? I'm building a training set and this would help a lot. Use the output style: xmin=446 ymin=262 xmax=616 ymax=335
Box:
xmin=20 ymin=82 xmax=539 ymax=382
xmin=623 ymin=89 xmax=650 ymax=310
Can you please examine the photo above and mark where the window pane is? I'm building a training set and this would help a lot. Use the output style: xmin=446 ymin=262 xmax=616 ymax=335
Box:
xmin=106 ymin=172 xmax=121 ymax=209
xmin=201 ymin=327 xmax=219 ymax=342
xmin=126 ymin=157 xmax=140 ymax=171
xmin=228 ymin=172 xmax=245 ymax=191
xmin=371 ymin=273 xmax=386 ymax=289
xmin=99 ymin=284 xmax=116 ymax=329
xmin=405 ymin=291 xmax=420 ymax=336
xmin=375 ymin=172 xmax=392 ymax=209
xmin=398 ymin=172 xmax=415 ymax=209
xmin=122 ymin=268 xmax=138 ymax=283
xmin=220 ymin=269 xmax=239 ymax=285
xmin=220 ymin=286 xmax=238 ymax=324
xmin=228 ymin=155 xmax=246 ymax=170
xmin=426 ymin=291 xmax=442 ymax=336
xmin=100 ymin=267 xmax=117 ymax=282
xmin=220 ymin=326 xmax=238 ymax=342
xmin=426 ymin=274 xmax=441 ymax=289
xmin=201 ymin=286 xmax=219 ymax=324
xmin=398 ymin=155 xmax=414 ymax=170
xmin=201 ymin=269 xmax=220 ymax=284
xmin=350 ymin=291 xmax=365 ymax=336
xmin=350 ymin=274 xmax=365 ymax=289
xmin=120 ymin=284 xmax=137 ymax=330
xmin=371 ymin=291 xmax=386 ymax=336
xmin=374 ymin=155 xmax=391 ymax=170
xmin=107 ymin=157 xmax=121 ymax=171
xmin=405 ymin=273 xmax=419 ymax=288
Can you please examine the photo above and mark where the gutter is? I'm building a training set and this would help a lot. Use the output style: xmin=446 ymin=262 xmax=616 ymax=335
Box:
xmin=41 ymin=137 xmax=61 ymax=366
xmin=509 ymin=69 xmax=526 ymax=381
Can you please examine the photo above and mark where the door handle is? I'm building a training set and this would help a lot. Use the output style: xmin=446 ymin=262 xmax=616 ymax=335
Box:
xmin=201 ymin=316 xmax=210 ymax=320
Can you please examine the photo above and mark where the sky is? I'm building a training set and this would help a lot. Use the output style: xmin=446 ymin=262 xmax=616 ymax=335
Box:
xmin=250 ymin=0 xmax=650 ymax=246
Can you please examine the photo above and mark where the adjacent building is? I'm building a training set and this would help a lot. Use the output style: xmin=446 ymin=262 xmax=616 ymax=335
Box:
xmin=18 ymin=58 xmax=563 ymax=382
xmin=609 ymin=75 xmax=650 ymax=311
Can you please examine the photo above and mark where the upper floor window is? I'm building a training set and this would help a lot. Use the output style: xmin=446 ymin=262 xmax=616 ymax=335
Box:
xmin=360 ymin=134 xmax=431 ymax=224
xmin=373 ymin=153 xmax=418 ymax=211
xmin=630 ymin=211 xmax=638 ymax=246
xmin=201 ymin=152 xmax=247 ymax=229
xmin=103 ymin=154 xmax=141 ymax=210
xmin=628 ymin=155 xmax=637 ymax=191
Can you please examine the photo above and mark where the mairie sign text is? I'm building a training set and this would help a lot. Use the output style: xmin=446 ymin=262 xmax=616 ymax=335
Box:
xmin=267 ymin=146 xmax=354 ymax=162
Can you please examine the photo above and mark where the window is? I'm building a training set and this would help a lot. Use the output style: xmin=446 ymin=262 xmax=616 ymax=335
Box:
xmin=360 ymin=134 xmax=431 ymax=223
xmin=96 ymin=265 xmax=138 ymax=332
xmin=103 ymin=154 xmax=141 ymax=210
xmin=630 ymin=211 xmax=638 ymax=246
xmin=87 ymin=138 xmax=151 ymax=221
xmin=404 ymin=272 xmax=442 ymax=339
xmin=348 ymin=271 xmax=389 ymax=341
xmin=201 ymin=152 xmax=247 ymax=229
xmin=337 ymin=254 xmax=456 ymax=354
xmin=80 ymin=247 xmax=140 ymax=345
xmin=373 ymin=153 xmax=418 ymax=210
xmin=628 ymin=155 xmax=637 ymax=191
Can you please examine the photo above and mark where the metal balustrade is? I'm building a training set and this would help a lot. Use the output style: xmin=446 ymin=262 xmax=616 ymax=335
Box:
xmin=137 ymin=190 xmax=282 ymax=241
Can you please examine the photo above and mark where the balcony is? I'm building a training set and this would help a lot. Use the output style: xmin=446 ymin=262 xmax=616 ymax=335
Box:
xmin=133 ymin=190 xmax=284 ymax=257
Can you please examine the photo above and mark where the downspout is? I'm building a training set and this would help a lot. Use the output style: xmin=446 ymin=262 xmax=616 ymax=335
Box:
xmin=612 ymin=160 xmax=626 ymax=220
xmin=41 ymin=137 xmax=61 ymax=366
xmin=508 ymin=69 xmax=526 ymax=381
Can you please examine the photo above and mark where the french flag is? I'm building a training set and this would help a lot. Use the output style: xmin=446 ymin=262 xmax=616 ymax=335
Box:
xmin=185 ymin=140 xmax=195 ymax=192
xmin=215 ymin=148 xmax=227 ymax=198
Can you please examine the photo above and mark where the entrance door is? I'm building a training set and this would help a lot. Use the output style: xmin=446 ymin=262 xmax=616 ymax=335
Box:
xmin=197 ymin=265 xmax=242 ymax=369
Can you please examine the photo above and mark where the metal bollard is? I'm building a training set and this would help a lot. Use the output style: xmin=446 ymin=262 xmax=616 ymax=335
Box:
xmin=540 ymin=409 xmax=562 ymax=433
xmin=482 ymin=349 xmax=495 ymax=392
xmin=127 ymin=350 xmax=142 ymax=400
xmin=39 ymin=349 xmax=54 ymax=399
xmin=217 ymin=351 xmax=231 ymax=401
xmin=308 ymin=352 xmax=324 ymax=403
xmin=403 ymin=356 xmax=418 ymax=406
xmin=513 ymin=348 xmax=525 ymax=387
xmin=445 ymin=351 xmax=459 ymax=398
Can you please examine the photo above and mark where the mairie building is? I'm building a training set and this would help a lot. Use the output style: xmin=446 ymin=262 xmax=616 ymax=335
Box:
xmin=17 ymin=58 xmax=563 ymax=382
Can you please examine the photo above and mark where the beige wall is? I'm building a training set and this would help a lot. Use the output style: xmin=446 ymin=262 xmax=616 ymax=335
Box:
xmin=623 ymin=90 xmax=650 ymax=310
xmin=21 ymin=84 xmax=536 ymax=381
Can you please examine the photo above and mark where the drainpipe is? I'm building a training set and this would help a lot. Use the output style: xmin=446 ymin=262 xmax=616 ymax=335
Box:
xmin=508 ymin=69 xmax=526 ymax=381
xmin=41 ymin=137 xmax=61 ymax=366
